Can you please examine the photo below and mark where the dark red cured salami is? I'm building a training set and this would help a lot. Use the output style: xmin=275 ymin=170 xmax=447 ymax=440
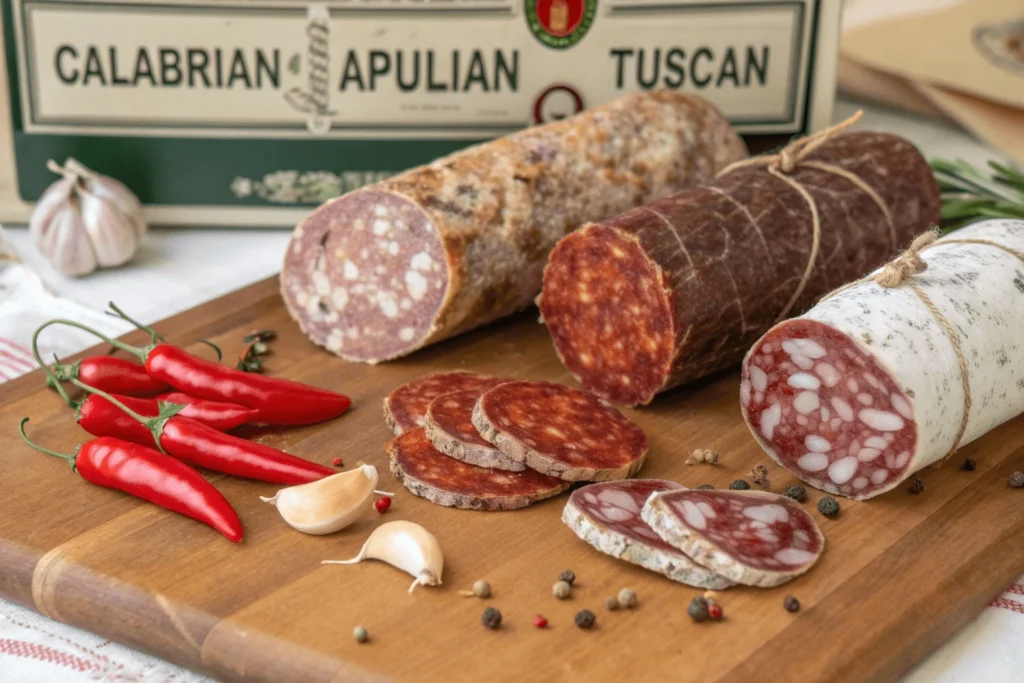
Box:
xmin=562 ymin=480 xmax=734 ymax=588
xmin=641 ymin=489 xmax=824 ymax=587
xmin=539 ymin=130 xmax=941 ymax=406
xmin=281 ymin=92 xmax=746 ymax=364
xmin=472 ymin=381 xmax=648 ymax=482
xmin=383 ymin=371 xmax=509 ymax=435
xmin=425 ymin=389 xmax=524 ymax=472
xmin=387 ymin=428 xmax=569 ymax=510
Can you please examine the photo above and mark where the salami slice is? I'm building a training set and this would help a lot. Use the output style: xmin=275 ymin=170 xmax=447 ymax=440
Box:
xmin=281 ymin=92 xmax=746 ymax=364
xmin=562 ymin=480 xmax=734 ymax=589
xmin=425 ymin=389 xmax=525 ymax=471
xmin=472 ymin=381 xmax=648 ymax=481
xmin=641 ymin=489 xmax=824 ymax=587
xmin=383 ymin=371 xmax=508 ymax=435
xmin=539 ymin=131 xmax=941 ymax=406
xmin=388 ymin=428 xmax=569 ymax=510
xmin=741 ymin=219 xmax=1024 ymax=500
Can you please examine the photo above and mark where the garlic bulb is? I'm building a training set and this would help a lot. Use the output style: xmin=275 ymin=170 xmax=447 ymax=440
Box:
xmin=261 ymin=464 xmax=391 ymax=535
xmin=29 ymin=157 xmax=146 ymax=277
xmin=323 ymin=520 xmax=444 ymax=592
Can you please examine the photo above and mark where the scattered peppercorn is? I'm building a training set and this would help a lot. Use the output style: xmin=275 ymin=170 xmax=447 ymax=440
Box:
xmin=552 ymin=580 xmax=572 ymax=599
xmin=783 ymin=596 xmax=800 ymax=613
xmin=783 ymin=484 xmax=807 ymax=502
xmin=696 ymin=484 xmax=715 ymax=490
xmin=617 ymin=588 xmax=638 ymax=609
xmin=481 ymin=607 xmax=502 ymax=630
xmin=374 ymin=496 xmax=392 ymax=514
xmin=961 ymin=459 xmax=976 ymax=471
xmin=332 ymin=457 xmax=343 ymax=467
xmin=558 ymin=569 xmax=576 ymax=585
xmin=1010 ymin=471 xmax=1024 ymax=488
xmin=353 ymin=625 xmax=369 ymax=643
xmin=688 ymin=597 xmax=709 ymax=622
xmin=707 ymin=603 xmax=723 ymax=621
xmin=574 ymin=609 xmax=596 ymax=629
xmin=749 ymin=463 xmax=771 ymax=490
xmin=907 ymin=477 xmax=925 ymax=494
xmin=729 ymin=479 xmax=751 ymax=490
xmin=472 ymin=580 xmax=491 ymax=598
xmin=533 ymin=615 xmax=548 ymax=629
xmin=604 ymin=596 xmax=620 ymax=611
xmin=817 ymin=496 xmax=840 ymax=518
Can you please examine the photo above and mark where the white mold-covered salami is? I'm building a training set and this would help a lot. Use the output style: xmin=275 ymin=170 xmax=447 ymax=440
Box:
xmin=641 ymin=489 xmax=824 ymax=587
xmin=282 ymin=92 xmax=746 ymax=363
xmin=741 ymin=219 xmax=1024 ymax=500
xmin=562 ymin=480 xmax=734 ymax=589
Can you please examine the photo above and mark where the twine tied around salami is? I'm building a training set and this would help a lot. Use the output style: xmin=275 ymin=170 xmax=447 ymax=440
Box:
xmin=715 ymin=110 xmax=897 ymax=324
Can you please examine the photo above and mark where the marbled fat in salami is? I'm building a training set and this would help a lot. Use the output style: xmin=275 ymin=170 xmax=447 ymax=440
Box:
xmin=741 ymin=219 xmax=1024 ymax=500
xmin=387 ymin=428 xmax=569 ymax=510
xmin=539 ymin=131 xmax=941 ymax=405
xmin=641 ymin=489 xmax=824 ymax=587
xmin=472 ymin=381 xmax=648 ymax=481
xmin=425 ymin=389 xmax=525 ymax=471
xmin=383 ymin=371 xmax=509 ymax=435
xmin=282 ymin=92 xmax=746 ymax=363
xmin=562 ymin=480 xmax=734 ymax=589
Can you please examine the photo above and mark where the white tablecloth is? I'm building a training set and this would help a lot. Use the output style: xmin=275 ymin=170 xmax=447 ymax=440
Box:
xmin=1 ymin=99 xmax=1022 ymax=682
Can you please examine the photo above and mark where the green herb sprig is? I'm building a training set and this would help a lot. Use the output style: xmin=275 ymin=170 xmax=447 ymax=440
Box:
xmin=931 ymin=158 xmax=1024 ymax=232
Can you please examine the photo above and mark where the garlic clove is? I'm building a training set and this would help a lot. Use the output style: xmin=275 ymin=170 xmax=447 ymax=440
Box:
xmin=261 ymin=464 xmax=380 ymax=535
xmin=322 ymin=520 xmax=444 ymax=593
xmin=66 ymin=157 xmax=146 ymax=241
xmin=78 ymin=188 xmax=140 ymax=267
xmin=40 ymin=200 xmax=98 ymax=278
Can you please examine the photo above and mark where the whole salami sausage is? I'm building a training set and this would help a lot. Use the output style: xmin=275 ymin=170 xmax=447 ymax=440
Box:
xmin=282 ymin=92 xmax=746 ymax=363
xmin=539 ymin=128 xmax=941 ymax=406
xmin=740 ymin=219 xmax=1024 ymax=500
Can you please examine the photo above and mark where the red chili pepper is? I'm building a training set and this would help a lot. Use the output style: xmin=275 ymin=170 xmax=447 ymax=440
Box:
xmin=19 ymin=418 xmax=242 ymax=542
xmin=48 ymin=356 xmax=168 ymax=396
xmin=157 ymin=392 xmax=259 ymax=430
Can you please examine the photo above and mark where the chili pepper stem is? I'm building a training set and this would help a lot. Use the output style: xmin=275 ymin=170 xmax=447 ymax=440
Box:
xmin=33 ymin=319 xmax=147 ymax=362
xmin=19 ymin=418 xmax=77 ymax=470
xmin=45 ymin=354 xmax=80 ymax=409
xmin=106 ymin=301 xmax=163 ymax=346
xmin=69 ymin=377 xmax=185 ymax=453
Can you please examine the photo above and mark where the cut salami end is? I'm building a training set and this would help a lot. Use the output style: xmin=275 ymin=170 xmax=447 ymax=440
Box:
xmin=641 ymin=489 xmax=824 ymax=587
xmin=425 ymin=389 xmax=525 ymax=472
xmin=383 ymin=371 xmax=510 ymax=435
xmin=472 ymin=381 xmax=648 ymax=482
xmin=741 ymin=320 xmax=917 ymax=499
xmin=562 ymin=480 xmax=735 ymax=589
xmin=387 ymin=428 xmax=570 ymax=511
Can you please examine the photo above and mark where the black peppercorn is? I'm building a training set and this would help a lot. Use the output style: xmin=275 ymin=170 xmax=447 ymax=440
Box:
xmin=481 ymin=607 xmax=502 ymax=630
xmin=961 ymin=459 xmax=976 ymax=471
xmin=1010 ymin=471 xmax=1024 ymax=488
xmin=907 ymin=477 xmax=925 ymax=494
xmin=696 ymin=484 xmax=715 ymax=490
xmin=817 ymin=495 xmax=840 ymax=518
xmin=558 ymin=569 xmax=576 ymax=585
xmin=574 ymin=609 xmax=596 ymax=629
xmin=729 ymin=479 xmax=751 ymax=491
xmin=687 ymin=596 xmax=709 ymax=622
xmin=783 ymin=596 xmax=800 ymax=613
xmin=783 ymin=484 xmax=807 ymax=502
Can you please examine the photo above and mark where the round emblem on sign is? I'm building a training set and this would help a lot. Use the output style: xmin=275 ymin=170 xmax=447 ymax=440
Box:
xmin=532 ymin=84 xmax=585 ymax=124
xmin=526 ymin=0 xmax=597 ymax=49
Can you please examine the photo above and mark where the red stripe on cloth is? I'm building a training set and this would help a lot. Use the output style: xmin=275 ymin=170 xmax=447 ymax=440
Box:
xmin=0 ymin=347 xmax=33 ymax=370
xmin=990 ymin=598 xmax=1024 ymax=615
xmin=1006 ymin=584 xmax=1024 ymax=597
xmin=0 ymin=638 xmax=102 ymax=672
xmin=0 ymin=336 xmax=35 ymax=360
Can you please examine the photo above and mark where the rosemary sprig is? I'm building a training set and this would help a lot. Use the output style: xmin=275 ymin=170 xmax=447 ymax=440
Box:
xmin=931 ymin=158 xmax=1024 ymax=231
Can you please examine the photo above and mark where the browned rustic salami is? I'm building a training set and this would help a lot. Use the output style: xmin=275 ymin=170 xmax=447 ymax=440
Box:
xmin=281 ymin=92 xmax=746 ymax=363
xmin=424 ymin=389 xmax=524 ymax=472
xmin=387 ymin=428 xmax=569 ymax=510
xmin=641 ymin=489 xmax=824 ymax=587
xmin=383 ymin=371 xmax=509 ymax=435
xmin=472 ymin=381 xmax=648 ymax=481
xmin=539 ymin=129 xmax=941 ymax=406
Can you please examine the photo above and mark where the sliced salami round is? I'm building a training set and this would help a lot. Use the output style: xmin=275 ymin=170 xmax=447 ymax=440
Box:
xmin=383 ymin=371 xmax=509 ymax=435
xmin=741 ymin=219 xmax=1024 ymax=499
xmin=641 ymin=489 xmax=824 ymax=587
xmin=562 ymin=480 xmax=734 ymax=589
xmin=387 ymin=428 xmax=570 ymax=511
xmin=424 ymin=389 xmax=525 ymax=471
xmin=472 ymin=381 xmax=648 ymax=482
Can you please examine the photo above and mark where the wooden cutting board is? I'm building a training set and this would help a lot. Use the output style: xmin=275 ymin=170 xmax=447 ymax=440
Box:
xmin=1 ymin=276 xmax=1022 ymax=683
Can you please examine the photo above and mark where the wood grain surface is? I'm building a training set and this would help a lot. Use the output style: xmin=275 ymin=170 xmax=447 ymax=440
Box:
xmin=1 ymin=275 xmax=1022 ymax=683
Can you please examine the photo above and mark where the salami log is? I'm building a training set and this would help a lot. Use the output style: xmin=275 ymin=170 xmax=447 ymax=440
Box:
xmin=472 ymin=381 xmax=648 ymax=481
xmin=740 ymin=219 xmax=1024 ymax=500
xmin=383 ymin=371 xmax=508 ymax=435
xmin=562 ymin=480 xmax=734 ymax=589
xmin=387 ymin=428 xmax=569 ymax=510
xmin=641 ymin=489 xmax=824 ymax=587
xmin=425 ymin=389 xmax=525 ymax=471
xmin=282 ymin=92 xmax=746 ymax=364
xmin=539 ymin=129 xmax=941 ymax=405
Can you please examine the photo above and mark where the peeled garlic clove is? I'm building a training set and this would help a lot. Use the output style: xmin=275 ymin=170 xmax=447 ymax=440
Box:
xmin=261 ymin=464 xmax=380 ymax=535
xmin=323 ymin=520 xmax=444 ymax=593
